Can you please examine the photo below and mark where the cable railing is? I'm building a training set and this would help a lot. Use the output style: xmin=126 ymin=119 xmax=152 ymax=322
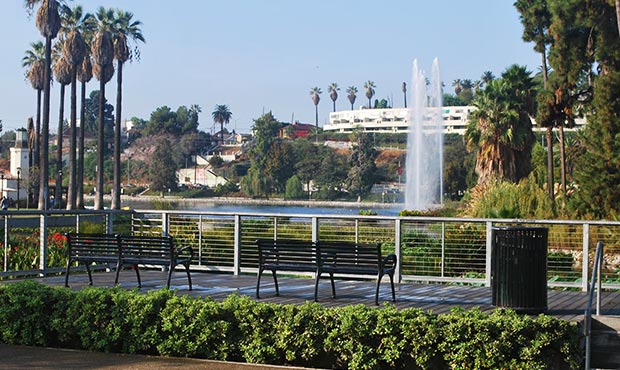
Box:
xmin=1 ymin=209 xmax=620 ymax=293
xmin=584 ymin=240 xmax=604 ymax=370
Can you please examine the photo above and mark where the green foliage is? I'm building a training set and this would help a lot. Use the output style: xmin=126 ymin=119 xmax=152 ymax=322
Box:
xmin=0 ymin=230 xmax=70 ymax=270
xmin=347 ymin=132 xmax=378 ymax=198
xmin=0 ymin=281 xmax=583 ymax=369
xmin=284 ymin=175 xmax=304 ymax=199
xmin=214 ymin=181 xmax=239 ymax=197
xmin=148 ymin=136 xmax=178 ymax=192
xmin=144 ymin=105 xmax=200 ymax=136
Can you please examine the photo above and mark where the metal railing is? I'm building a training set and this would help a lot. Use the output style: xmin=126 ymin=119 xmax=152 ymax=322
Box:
xmin=1 ymin=209 xmax=620 ymax=293
xmin=584 ymin=241 xmax=605 ymax=370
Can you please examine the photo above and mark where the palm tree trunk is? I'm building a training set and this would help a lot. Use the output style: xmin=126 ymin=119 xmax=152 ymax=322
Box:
xmin=38 ymin=34 xmax=52 ymax=210
xmin=333 ymin=100 xmax=336 ymax=112
xmin=94 ymin=79 xmax=105 ymax=210
xmin=112 ymin=61 xmax=123 ymax=210
xmin=35 ymin=88 xmax=41 ymax=169
xmin=55 ymin=83 xmax=66 ymax=209
xmin=546 ymin=127 xmax=554 ymax=201
xmin=221 ymin=122 xmax=224 ymax=145
xmin=559 ymin=125 xmax=567 ymax=196
xmin=76 ymin=80 xmax=86 ymax=209
xmin=616 ymin=0 xmax=620 ymax=38
xmin=350 ymin=101 xmax=354 ymax=110
xmin=67 ymin=71 xmax=78 ymax=210
xmin=314 ymin=105 xmax=318 ymax=129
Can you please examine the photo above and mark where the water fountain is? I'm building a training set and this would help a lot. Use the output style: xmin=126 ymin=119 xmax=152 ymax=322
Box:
xmin=404 ymin=58 xmax=443 ymax=210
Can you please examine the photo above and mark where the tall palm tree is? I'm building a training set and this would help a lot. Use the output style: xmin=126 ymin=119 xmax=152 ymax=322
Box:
xmin=363 ymin=81 xmax=375 ymax=108
xmin=346 ymin=86 xmax=357 ymax=110
xmin=402 ymin=82 xmax=407 ymax=108
xmin=110 ymin=9 xmax=144 ymax=210
xmin=26 ymin=0 xmax=61 ymax=210
xmin=328 ymin=83 xmax=339 ymax=112
xmin=59 ymin=4 xmax=89 ymax=210
xmin=76 ymin=47 xmax=93 ymax=209
xmin=52 ymin=53 xmax=71 ymax=209
xmin=212 ymin=105 xmax=232 ymax=145
xmin=309 ymin=87 xmax=321 ymax=128
xmin=22 ymin=40 xmax=45 ymax=173
xmin=89 ymin=7 xmax=115 ymax=210
xmin=481 ymin=71 xmax=495 ymax=87
xmin=452 ymin=79 xmax=462 ymax=95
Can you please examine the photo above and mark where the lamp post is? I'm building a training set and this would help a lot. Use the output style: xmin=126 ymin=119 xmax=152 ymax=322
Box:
xmin=16 ymin=168 xmax=21 ymax=210
xmin=0 ymin=172 xmax=4 ymax=198
xmin=56 ymin=169 xmax=62 ymax=209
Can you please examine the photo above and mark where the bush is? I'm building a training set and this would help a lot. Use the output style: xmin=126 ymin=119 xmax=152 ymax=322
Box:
xmin=0 ymin=281 xmax=583 ymax=369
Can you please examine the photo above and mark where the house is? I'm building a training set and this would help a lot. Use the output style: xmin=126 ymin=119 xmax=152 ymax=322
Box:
xmin=279 ymin=122 xmax=315 ymax=139
xmin=177 ymin=166 xmax=229 ymax=188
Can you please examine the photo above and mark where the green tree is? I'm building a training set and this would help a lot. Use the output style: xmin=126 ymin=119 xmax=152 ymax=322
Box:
xmin=309 ymin=87 xmax=321 ymax=129
xmin=293 ymin=138 xmax=320 ymax=199
xmin=89 ymin=6 xmax=116 ymax=209
xmin=52 ymin=52 xmax=71 ymax=209
xmin=346 ymin=132 xmax=377 ymax=198
xmin=363 ymin=81 xmax=375 ymax=108
xmin=265 ymin=140 xmax=295 ymax=193
xmin=346 ymin=86 xmax=357 ymax=110
xmin=285 ymin=175 xmax=304 ymax=199
xmin=314 ymin=147 xmax=348 ymax=200
xmin=76 ymin=33 xmax=93 ymax=209
xmin=328 ymin=82 xmax=339 ymax=112
xmin=211 ymin=104 xmax=232 ymax=145
xmin=465 ymin=67 xmax=536 ymax=185
xmin=148 ymin=137 xmax=178 ymax=192
xmin=111 ymin=8 xmax=145 ymax=210
xmin=26 ymin=0 xmax=61 ymax=210
xmin=242 ymin=112 xmax=282 ymax=197
xmin=22 ymin=40 xmax=45 ymax=171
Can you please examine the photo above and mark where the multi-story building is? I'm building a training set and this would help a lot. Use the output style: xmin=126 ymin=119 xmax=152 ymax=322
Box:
xmin=323 ymin=106 xmax=586 ymax=134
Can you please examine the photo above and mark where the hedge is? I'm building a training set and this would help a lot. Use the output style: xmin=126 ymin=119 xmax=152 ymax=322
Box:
xmin=0 ymin=281 xmax=582 ymax=369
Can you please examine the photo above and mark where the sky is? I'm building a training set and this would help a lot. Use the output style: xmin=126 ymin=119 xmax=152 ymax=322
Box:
xmin=0 ymin=1 xmax=541 ymax=136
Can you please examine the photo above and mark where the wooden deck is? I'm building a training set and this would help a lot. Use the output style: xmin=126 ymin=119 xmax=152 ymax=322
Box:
xmin=32 ymin=269 xmax=620 ymax=322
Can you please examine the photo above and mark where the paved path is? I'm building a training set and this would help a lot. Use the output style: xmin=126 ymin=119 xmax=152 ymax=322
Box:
xmin=0 ymin=344 xmax=313 ymax=370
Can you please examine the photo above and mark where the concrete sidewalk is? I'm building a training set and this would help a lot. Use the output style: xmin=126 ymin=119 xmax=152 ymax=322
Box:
xmin=0 ymin=344 xmax=313 ymax=370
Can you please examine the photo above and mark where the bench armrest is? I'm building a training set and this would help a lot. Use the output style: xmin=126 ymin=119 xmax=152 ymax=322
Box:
xmin=382 ymin=253 xmax=397 ymax=273
xmin=177 ymin=245 xmax=194 ymax=260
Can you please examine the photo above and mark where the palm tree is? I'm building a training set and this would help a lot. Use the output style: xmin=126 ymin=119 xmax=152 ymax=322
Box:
xmin=59 ymin=4 xmax=89 ymax=210
xmin=402 ymin=82 xmax=407 ymax=108
xmin=76 ymin=47 xmax=93 ymax=209
xmin=481 ymin=71 xmax=495 ymax=87
xmin=26 ymin=0 xmax=61 ymax=210
xmin=22 ymin=40 xmax=45 ymax=173
xmin=309 ymin=87 xmax=321 ymax=128
xmin=452 ymin=79 xmax=462 ymax=95
xmin=212 ymin=105 xmax=232 ymax=145
xmin=52 ymin=52 xmax=71 ymax=209
xmin=89 ymin=7 xmax=115 ymax=210
xmin=346 ymin=86 xmax=357 ymax=110
xmin=363 ymin=81 xmax=375 ymax=108
xmin=328 ymin=83 xmax=339 ymax=112
xmin=110 ymin=9 xmax=144 ymax=210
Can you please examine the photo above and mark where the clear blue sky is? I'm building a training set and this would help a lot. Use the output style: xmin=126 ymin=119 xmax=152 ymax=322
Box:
xmin=1 ymin=0 xmax=540 ymax=135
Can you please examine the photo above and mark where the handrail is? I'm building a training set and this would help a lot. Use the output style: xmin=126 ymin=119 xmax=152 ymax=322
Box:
xmin=584 ymin=240 xmax=604 ymax=370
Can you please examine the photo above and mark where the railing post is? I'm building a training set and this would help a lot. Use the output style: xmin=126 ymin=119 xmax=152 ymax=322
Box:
xmin=198 ymin=215 xmax=203 ymax=266
xmin=274 ymin=217 xmax=278 ymax=239
xmin=355 ymin=219 xmax=359 ymax=243
xmin=583 ymin=223 xmax=590 ymax=292
xmin=161 ymin=212 xmax=169 ymax=236
xmin=441 ymin=222 xmax=446 ymax=278
xmin=312 ymin=217 xmax=318 ymax=243
xmin=395 ymin=219 xmax=402 ymax=283
xmin=106 ymin=211 xmax=114 ymax=234
xmin=233 ymin=214 xmax=241 ymax=275
xmin=485 ymin=221 xmax=493 ymax=287
xmin=39 ymin=213 xmax=48 ymax=276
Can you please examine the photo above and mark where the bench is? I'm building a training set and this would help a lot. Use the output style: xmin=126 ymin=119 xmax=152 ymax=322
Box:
xmin=256 ymin=239 xmax=397 ymax=304
xmin=65 ymin=233 xmax=194 ymax=290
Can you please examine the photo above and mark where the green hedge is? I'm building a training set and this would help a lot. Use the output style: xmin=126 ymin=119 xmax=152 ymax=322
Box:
xmin=0 ymin=281 xmax=582 ymax=370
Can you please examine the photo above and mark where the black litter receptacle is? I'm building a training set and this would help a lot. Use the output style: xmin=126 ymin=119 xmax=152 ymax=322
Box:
xmin=491 ymin=226 xmax=548 ymax=313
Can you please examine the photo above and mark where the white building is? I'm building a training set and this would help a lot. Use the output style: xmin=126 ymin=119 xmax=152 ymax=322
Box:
xmin=177 ymin=167 xmax=229 ymax=188
xmin=324 ymin=106 xmax=587 ymax=134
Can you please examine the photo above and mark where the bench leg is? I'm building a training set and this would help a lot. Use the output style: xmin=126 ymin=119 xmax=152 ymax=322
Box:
xmin=375 ymin=274 xmax=383 ymax=306
xmin=389 ymin=273 xmax=396 ymax=302
xmin=166 ymin=263 xmax=173 ymax=289
xmin=314 ymin=272 xmax=321 ymax=302
xmin=85 ymin=264 xmax=93 ymax=286
xmin=329 ymin=273 xmax=336 ymax=298
xmin=256 ymin=268 xmax=263 ymax=299
xmin=114 ymin=260 xmax=122 ymax=285
xmin=65 ymin=260 xmax=72 ymax=288
xmin=271 ymin=270 xmax=279 ymax=296
xmin=134 ymin=265 xmax=142 ymax=288
xmin=184 ymin=263 xmax=193 ymax=291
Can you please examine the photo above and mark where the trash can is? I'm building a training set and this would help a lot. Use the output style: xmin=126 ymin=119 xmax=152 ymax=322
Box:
xmin=491 ymin=226 xmax=548 ymax=313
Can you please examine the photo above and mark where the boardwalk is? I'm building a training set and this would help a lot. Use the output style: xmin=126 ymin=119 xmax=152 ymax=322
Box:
xmin=36 ymin=269 xmax=620 ymax=322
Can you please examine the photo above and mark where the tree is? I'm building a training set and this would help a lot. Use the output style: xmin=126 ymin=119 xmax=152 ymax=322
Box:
xmin=89 ymin=6 xmax=115 ymax=210
xmin=465 ymin=68 xmax=536 ymax=185
xmin=211 ymin=104 xmax=232 ymax=145
xmin=452 ymin=79 xmax=462 ymax=95
xmin=515 ymin=0 xmax=555 ymax=202
xmin=346 ymin=86 xmax=357 ymax=110
xmin=22 ymin=40 xmax=45 ymax=172
xmin=111 ymin=9 xmax=144 ymax=209
xmin=363 ymin=81 xmax=375 ymax=108
xmin=76 ymin=34 xmax=93 ymax=209
xmin=265 ymin=139 xmax=295 ymax=193
xmin=309 ymin=87 xmax=321 ymax=128
xmin=328 ymin=82 xmax=339 ymax=112
xmin=285 ymin=175 xmax=304 ymax=199
xmin=481 ymin=71 xmax=495 ymax=87
xmin=59 ymin=4 xmax=89 ymax=210
xmin=314 ymin=147 xmax=348 ymax=200
xmin=52 ymin=53 xmax=71 ymax=208
xmin=148 ymin=136 xmax=178 ymax=192
xmin=26 ymin=0 xmax=61 ymax=210
xmin=346 ymin=131 xmax=377 ymax=199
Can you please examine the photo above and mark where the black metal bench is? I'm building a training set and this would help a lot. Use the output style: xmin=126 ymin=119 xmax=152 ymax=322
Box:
xmin=256 ymin=238 xmax=397 ymax=304
xmin=65 ymin=233 xmax=125 ymax=288
xmin=119 ymin=234 xmax=194 ymax=290
xmin=65 ymin=233 xmax=194 ymax=290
